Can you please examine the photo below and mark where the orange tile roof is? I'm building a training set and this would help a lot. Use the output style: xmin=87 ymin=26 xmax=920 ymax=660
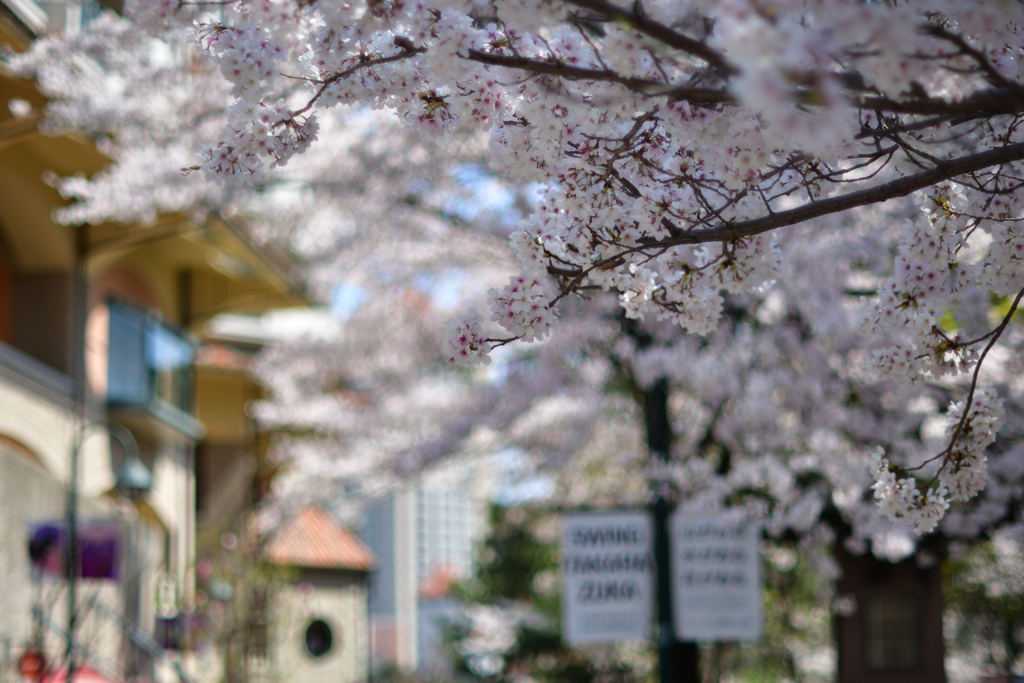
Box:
xmin=419 ymin=564 xmax=460 ymax=600
xmin=263 ymin=506 xmax=376 ymax=571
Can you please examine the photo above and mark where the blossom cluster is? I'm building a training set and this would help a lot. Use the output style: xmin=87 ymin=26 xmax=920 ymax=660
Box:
xmin=870 ymin=448 xmax=950 ymax=535
xmin=868 ymin=387 xmax=1004 ymax=534
xmin=864 ymin=184 xmax=983 ymax=380
xmin=444 ymin=309 xmax=492 ymax=367
xmin=487 ymin=275 xmax=555 ymax=342
xmin=940 ymin=388 xmax=1003 ymax=502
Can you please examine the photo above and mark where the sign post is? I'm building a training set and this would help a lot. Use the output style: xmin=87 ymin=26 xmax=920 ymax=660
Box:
xmin=669 ymin=514 xmax=762 ymax=641
xmin=560 ymin=511 xmax=654 ymax=645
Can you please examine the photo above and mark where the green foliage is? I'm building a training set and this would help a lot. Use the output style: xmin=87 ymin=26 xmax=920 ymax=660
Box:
xmin=450 ymin=504 xmax=655 ymax=683
xmin=699 ymin=544 xmax=834 ymax=683
xmin=945 ymin=539 xmax=1024 ymax=676
xmin=192 ymin=527 xmax=295 ymax=683
xmin=451 ymin=506 xmax=836 ymax=683
xmin=461 ymin=505 xmax=559 ymax=608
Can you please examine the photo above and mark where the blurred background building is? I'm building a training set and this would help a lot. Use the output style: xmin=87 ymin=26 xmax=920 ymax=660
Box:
xmin=0 ymin=1 xmax=308 ymax=680
xmin=263 ymin=505 xmax=375 ymax=683
xmin=363 ymin=460 xmax=494 ymax=678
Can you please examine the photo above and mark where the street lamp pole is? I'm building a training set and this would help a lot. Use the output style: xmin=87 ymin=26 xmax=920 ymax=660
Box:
xmin=65 ymin=421 xmax=141 ymax=680
xmin=115 ymin=446 xmax=153 ymax=682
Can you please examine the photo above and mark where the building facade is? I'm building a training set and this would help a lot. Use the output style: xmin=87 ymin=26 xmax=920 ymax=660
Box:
xmin=264 ymin=506 xmax=375 ymax=683
xmin=363 ymin=459 xmax=494 ymax=677
xmin=0 ymin=3 xmax=307 ymax=680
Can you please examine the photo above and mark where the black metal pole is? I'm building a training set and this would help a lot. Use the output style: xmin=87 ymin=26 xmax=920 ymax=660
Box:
xmin=66 ymin=438 xmax=78 ymax=679
xmin=620 ymin=316 xmax=701 ymax=682
xmin=644 ymin=378 xmax=700 ymax=683
xmin=67 ymin=224 xmax=89 ymax=680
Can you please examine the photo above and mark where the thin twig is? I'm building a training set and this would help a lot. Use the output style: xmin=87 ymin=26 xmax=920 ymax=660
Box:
xmin=941 ymin=285 xmax=1024 ymax=461
xmin=290 ymin=42 xmax=425 ymax=119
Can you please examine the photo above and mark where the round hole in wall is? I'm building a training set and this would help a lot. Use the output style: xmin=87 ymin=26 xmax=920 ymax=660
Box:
xmin=304 ymin=619 xmax=333 ymax=658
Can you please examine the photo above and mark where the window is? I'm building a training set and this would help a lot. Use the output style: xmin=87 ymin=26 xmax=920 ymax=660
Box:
xmin=304 ymin=619 xmax=335 ymax=659
xmin=107 ymin=301 xmax=194 ymax=415
xmin=863 ymin=589 xmax=922 ymax=672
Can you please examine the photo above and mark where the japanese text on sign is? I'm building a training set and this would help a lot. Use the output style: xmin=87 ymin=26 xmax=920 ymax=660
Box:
xmin=561 ymin=512 xmax=654 ymax=645
xmin=671 ymin=514 xmax=762 ymax=641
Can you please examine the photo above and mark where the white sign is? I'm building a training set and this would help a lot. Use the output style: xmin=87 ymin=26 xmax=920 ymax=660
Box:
xmin=670 ymin=514 xmax=762 ymax=641
xmin=561 ymin=511 xmax=654 ymax=644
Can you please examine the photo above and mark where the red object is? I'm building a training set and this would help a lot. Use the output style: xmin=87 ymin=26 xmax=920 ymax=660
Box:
xmin=17 ymin=649 xmax=45 ymax=677
xmin=38 ymin=666 xmax=116 ymax=683
xmin=419 ymin=564 xmax=458 ymax=600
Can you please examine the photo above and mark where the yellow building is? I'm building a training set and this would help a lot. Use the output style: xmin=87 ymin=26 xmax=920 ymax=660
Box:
xmin=0 ymin=3 xmax=307 ymax=679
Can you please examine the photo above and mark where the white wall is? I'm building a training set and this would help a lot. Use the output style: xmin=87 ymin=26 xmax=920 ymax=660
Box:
xmin=274 ymin=569 xmax=369 ymax=683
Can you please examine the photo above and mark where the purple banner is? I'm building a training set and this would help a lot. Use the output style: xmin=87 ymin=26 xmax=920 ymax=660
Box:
xmin=28 ymin=519 xmax=123 ymax=580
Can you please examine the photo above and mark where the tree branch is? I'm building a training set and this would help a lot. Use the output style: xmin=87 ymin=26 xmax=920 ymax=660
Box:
xmin=645 ymin=140 xmax=1024 ymax=247
xmin=464 ymin=50 xmax=1024 ymax=117
xmin=940 ymin=285 xmax=1024 ymax=465
xmin=560 ymin=0 xmax=735 ymax=75
xmin=858 ymin=87 xmax=1024 ymax=117
xmin=464 ymin=49 xmax=729 ymax=103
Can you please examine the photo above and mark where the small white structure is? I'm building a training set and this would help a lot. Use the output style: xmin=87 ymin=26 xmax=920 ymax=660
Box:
xmin=264 ymin=506 xmax=376 ymax=683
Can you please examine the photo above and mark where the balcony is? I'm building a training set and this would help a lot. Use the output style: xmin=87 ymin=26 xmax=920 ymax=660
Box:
xmin=107 ymin=301 xmax=204 ymax=442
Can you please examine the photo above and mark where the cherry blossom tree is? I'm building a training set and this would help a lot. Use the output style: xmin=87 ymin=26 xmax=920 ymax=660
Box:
xmin=102 ymin=0 xmax=1024 ymax=529
xmin=12 ymin=0 xmax=1024 ymax=539
xmin=632 ymin=208 xmax=1024 ymax=557
xmin=248 ymin=296 xmax=623 ymax=513
xmin=12 ymin=9 xmax=1024 ymax=676
xmin=457 ymin=208 xmax=1024 ymax=679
